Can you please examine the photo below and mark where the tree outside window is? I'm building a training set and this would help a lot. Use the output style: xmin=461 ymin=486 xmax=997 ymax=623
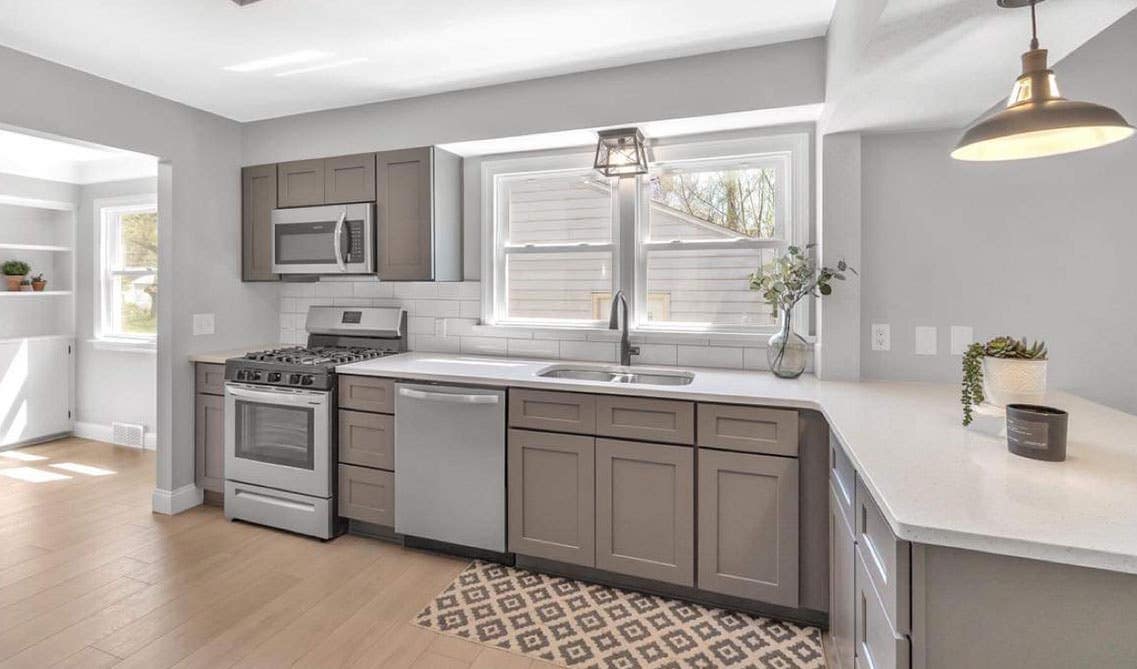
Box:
xmin=98 ymin=197 xmax=157 ymax=341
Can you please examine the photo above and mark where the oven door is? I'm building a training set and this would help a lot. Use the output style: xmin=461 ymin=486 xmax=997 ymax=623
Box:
xmin=270 ymin=203 xmax=374 ymax=275
xmin=224 ymin=382 xmax=332 ymax=498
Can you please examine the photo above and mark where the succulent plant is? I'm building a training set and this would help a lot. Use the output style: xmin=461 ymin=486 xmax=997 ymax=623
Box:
xmin=2 ymin=260 xmax=30 ymax=276
xmin=961 ymin=336 xmax=1048 ymax=425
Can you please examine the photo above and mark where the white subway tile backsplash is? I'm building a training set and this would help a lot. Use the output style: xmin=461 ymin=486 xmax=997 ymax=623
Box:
xmin=393 ymin=282 xmax=438 ymax=299
xmin=354 ymin=281 xmax=394 ymax=298
xmin=332 ymin=297 xmax=373 ymax=307
xmin=460 ymin=336 xmax=508 ymax=356
xmin=677 ymin=345 xmax=743 ymax=369
xmin=408 ymin=316 xmax=437 ymax=335
xmin=507 ymin=338 xmax=560 ymax=359
xmin=412 ymin=335 xmax=460 ymax=353
xmin=635 ymin=344 xmax=678 ymax=366
xmin=459 ymin=282 xmax=482 ymax=300
xmin=313 ymin=281 xmax=354 ymax=298
xmin=560 ymin=341 xmax=617 ymax=363
xmin=280 ymin=282 xmax=316 ymax=297
xmin=459 ymin=300 xmax=481 ymax=319
xmin=435 ymin=282 xmax=462 ymax=299
xmin=743 ymin=348 xmax=769 ymax=370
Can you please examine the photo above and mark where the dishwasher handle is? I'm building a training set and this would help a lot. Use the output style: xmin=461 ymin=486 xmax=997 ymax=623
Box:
xmin=398 ymin=387 xmax=501 ymax=405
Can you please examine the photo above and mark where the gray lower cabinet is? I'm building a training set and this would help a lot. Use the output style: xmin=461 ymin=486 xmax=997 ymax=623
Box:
xmin=507 ymin=429 xmax=595 ymax=566
xmin=241 ymin=164 xmax=277 ymax=282
xmin=697 ymin=448 xmax=800 ymax=607
xmin=596 ymin=438 xmax=694 ymax=586
xmin=376 ymin=146 xmax=461 ymax=281
xmin=338 ymin=464 xmax=395 ymax=526
xmin=854 ymin=548 xmax=910 ymax=669
xmin=194 ymin=390 xmax=225 ymax=494
xmin=830 ymin=482 xmax=857 ymax=669
xmin=339 ymin=409 xmax=394 ymax=470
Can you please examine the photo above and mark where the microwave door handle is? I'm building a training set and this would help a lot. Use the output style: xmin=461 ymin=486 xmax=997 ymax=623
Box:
xmin=332 ymin=211 xmax=347 ymax=272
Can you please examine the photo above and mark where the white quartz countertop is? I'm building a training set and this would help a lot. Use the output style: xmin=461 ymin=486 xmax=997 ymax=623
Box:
xmin=338 ymin=352 xmax=1137 ymax=575
xmin=188 ymin=345 xmax=286 ymax=365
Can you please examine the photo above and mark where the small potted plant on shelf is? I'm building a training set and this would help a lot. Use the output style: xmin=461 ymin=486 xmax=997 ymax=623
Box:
xmin=749 ymin=244 xmax=856 ymax=379
xmin=961 ymin=336 xmax=1048 ymax=425
xmin=2 ymin=260 xmax=29 ymax=291
xmin=30 ymin=273 xmax=46 ymax=292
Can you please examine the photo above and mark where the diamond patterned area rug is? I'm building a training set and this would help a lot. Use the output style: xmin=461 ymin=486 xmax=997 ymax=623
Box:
xmin=413 ymin=561 xmax=825 ymax=669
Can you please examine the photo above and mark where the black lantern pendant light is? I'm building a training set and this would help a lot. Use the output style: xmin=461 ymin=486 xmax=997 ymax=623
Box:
xmin=952 ymin=0 xmax=1134 ymax=161
xmin=593 ymin=127 xmax=649 ymax=177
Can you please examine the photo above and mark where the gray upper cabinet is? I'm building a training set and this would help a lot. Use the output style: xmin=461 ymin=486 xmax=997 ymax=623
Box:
xmin=277 ymin=158 xmax=326 ymax=207
xmin=241 ymin=165 xmax=278 ymax=282
xmin=376 ymin=147 xmax=462 ymax=281
xmin=697 ymin=448 xmax=800 ymax=607
xmin=596 ymin=438 xmax=694 ymax=586
xmin=507 ymin=428 xmax=595 ymax=567
xmin=325 ymin=153 xmax=376 ymax=204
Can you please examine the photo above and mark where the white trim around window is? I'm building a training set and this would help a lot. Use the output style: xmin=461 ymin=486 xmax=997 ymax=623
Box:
xmin=480 ymin=130 xmax=812 ymax=337
xmin=94 ymin=194 xmax=158 ymax=350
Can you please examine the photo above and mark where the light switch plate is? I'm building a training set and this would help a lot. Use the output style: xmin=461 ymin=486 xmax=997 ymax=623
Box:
xmin=950 ymin=326 xmax=974 ymax=356
xmin=871 ymin=323 xmax=891 ymax=352
xmin=915 ymin=326 xmax=937 ymax=355
xmin=192 ymin=313 xmax=215 ymax=336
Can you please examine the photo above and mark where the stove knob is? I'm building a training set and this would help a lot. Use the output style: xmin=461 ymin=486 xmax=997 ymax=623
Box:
xmin=300 ymin=374 xmax=314 ymax=386
xmin=289 ymin=373 xmax=301 ymax=385
xmin=250 ymin=371 xmax=262 ymax=381
xmin=268 ymin=372 xmax=281 ymax=383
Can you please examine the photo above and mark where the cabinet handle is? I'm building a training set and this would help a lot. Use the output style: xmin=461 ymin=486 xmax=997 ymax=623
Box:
xmin=398 ymin=387 xmax=500 ymax=405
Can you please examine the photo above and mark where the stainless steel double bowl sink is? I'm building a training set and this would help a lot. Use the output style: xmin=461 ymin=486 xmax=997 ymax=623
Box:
xmin=537 ymin=363 xmax=695 ymax=386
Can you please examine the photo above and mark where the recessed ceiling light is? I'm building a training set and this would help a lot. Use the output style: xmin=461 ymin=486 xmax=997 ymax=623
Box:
xmin=275 ymin=57 xmax=369 ymax=77
xmin=223 ymin=50 xmax=331 ymax=73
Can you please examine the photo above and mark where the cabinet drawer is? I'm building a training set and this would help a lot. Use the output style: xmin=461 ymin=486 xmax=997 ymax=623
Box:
xmin=509 ymin=389 xmax=596 ymax=435
xmin=697 ymin=404 xmax=798 ymax=456
xmin=596 ymin=438 xmax=694 ymax=586
xmin=195 ymin=363 xmax=226 ymax=396
xmin=830 ymin=482 xmax=856 ymax=669
xmin=338 ymin=410 xmax=394 ymax=470
xmin=855 ymin=548 xmax=910 ymax=669
xmin=338 ymin=376 xmax=395 ymax=414
xmin=338 ymin=464 xmax=395 ymax=526
xmin=830 ymin=433 xmax=855 ymax=528
xmin=596 ymin=396 xmax=694 ymax=445
xmin=855 ymin=478 xmax=911 ymax=634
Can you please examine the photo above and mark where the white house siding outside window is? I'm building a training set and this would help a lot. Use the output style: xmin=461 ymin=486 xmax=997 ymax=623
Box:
xmin=484 ymin=132 xmax=810 ymax=336
xmin=96 ymin=195 xmax=158 ymax=345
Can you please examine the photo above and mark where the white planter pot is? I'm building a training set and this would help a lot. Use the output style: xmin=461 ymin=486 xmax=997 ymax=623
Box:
xmin=982 ymin=357 xmax=1047 ymax=407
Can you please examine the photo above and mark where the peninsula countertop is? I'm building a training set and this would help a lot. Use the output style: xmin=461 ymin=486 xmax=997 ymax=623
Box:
xmin=338 ymin=352 xmax=1137 ymax=576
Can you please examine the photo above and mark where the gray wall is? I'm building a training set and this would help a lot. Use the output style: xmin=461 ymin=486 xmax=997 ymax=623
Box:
xmin=0 ymin=45 xmax=281 ymax=502
xmin=74 ymin=178 xmax=158 ymax=437
xmin=860 ymin=10 xmax=1137 ymax=413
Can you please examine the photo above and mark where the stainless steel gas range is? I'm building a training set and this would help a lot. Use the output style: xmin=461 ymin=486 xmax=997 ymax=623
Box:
xmin=223 ymin=305 xmax=406 ymax=539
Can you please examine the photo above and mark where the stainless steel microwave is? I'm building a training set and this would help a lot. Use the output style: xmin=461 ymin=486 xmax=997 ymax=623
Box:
xmin=271 ymin=203 xmax=375 ymax=275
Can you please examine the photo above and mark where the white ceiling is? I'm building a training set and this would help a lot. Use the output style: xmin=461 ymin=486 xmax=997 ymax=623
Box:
xmin=0 ymin=127 xmax=156 ymax=184
xmin=0 ymin=0 xmax=836 ymax=122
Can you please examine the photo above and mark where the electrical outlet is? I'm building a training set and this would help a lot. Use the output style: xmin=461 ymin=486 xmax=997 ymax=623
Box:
xmin=192 ymin=313 xmax=215 ymax=336
xmin=950 ymin=326 xmax=974 ymax=356
xmin=915 ymin=326 xmax=938 ymax=355
xmin=871 ymin=323 xmax=891 ymax=351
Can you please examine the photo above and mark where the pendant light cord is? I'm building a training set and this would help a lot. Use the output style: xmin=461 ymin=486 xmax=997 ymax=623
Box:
xmin=1029 ymin=0 xmax=1039 ymax=50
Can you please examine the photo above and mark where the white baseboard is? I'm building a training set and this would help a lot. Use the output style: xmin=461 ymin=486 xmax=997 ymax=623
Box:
xmin=73 ymin=422 xmax=157 ymax=450
xmin=152 ymin=483 xmax=203 ymax=515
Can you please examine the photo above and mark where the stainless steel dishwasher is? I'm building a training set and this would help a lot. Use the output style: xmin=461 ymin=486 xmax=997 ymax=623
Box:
xmin=394 ymin=382 xmax=506 ymax=552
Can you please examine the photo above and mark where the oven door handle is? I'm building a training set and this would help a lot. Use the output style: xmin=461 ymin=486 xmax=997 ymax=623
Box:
xmin=332 ymin=210 xmax=347 ymax=273
xmin=226 ymin=384 xmax=326 ymax=407
xmin=398 ymin=387 xmax=500 ymax=405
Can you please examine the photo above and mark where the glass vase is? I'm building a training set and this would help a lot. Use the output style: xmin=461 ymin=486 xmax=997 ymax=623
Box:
xmin=767 ymin=307 xmax=808 ymax=379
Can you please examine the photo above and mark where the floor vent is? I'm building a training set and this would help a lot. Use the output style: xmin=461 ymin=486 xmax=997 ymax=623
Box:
xmin=112 ymin=422 xmax=145 ymax=448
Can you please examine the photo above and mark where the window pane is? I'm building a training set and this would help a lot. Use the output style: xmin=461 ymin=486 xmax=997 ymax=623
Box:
xmin=501 ymin=172 xmax=613 ymax=245
xmin=644 ymin=249 xmax=778 ymax=328
xmin=647 ymin=164 xmax=779 ymax=241
xmin=116 ymin=274 xmax=157 ymax=335
xmin=117 ymin=211 xmax=158 ymax=269
xmin=506 ymin=251 xmax=612 ymax=320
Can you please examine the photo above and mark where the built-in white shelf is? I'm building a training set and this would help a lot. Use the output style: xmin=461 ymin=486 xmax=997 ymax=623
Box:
xmin=0 ymin=242 xmax=71 ymax=252
xmin=0 ymin=290 xmax=72 ymax=298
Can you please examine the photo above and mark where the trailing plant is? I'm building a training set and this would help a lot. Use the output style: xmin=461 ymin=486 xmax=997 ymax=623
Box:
xmin=961 ymin=336 xmax=1048 ymax=426
xmin=2 ymin=260 xmax=29 ymax=276
xmin=748 ymin=244 xmax=856 ymax=311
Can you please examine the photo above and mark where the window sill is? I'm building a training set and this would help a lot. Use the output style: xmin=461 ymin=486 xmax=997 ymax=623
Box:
xmin=463 ymin=321 xmax=813 ymax=348
xmin=88 ymin=338 xmax=156 ymax=354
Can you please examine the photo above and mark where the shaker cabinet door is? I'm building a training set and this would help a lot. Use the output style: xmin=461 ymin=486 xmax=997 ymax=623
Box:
xmin=325 ymin=153 xmax=376 ymax=204
xmin=697 ymin=449 xmax=799 ymax=607
xmin=831 ymin=483 xmax=857 ymax=669
xmin=195 ymin=394 xmax=225 ymax=493
xmin=507 ymin=429 xmax=595 ymax=566
xmin=277 ymin=159 xmax=326 ymax=207
xmin=241 ymin=164 xmax=278 ymax=281
xmin=376 ymin=147 xmax=433 ymax=280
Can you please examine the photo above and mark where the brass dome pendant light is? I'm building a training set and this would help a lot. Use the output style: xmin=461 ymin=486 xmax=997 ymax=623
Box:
xmin=952 ymin=0 xmax=1134 ymax=161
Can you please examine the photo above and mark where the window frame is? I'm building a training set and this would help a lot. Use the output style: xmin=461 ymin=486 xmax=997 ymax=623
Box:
xmin=94 ymin=194 xmax=158 ymax=347
xmin=481 ymin=131 xmax=811 ymax=337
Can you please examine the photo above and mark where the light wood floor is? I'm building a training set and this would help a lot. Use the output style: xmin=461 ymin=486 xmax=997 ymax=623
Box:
xmin=0 ymin=437 xmax=555 ymax=669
